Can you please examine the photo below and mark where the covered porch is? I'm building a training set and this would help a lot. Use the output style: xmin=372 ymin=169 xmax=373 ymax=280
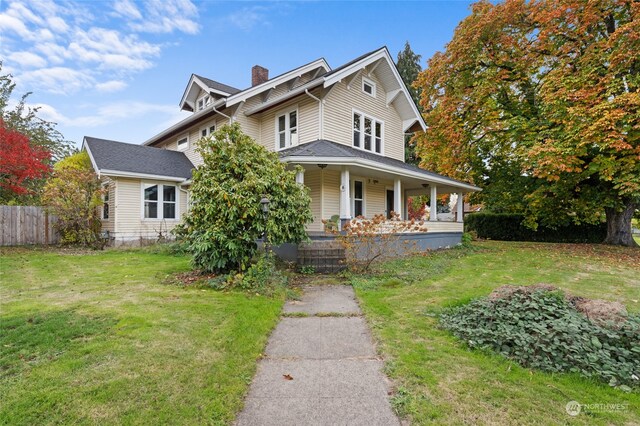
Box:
xmin=280 ymin=140 xmax=480 ymax=237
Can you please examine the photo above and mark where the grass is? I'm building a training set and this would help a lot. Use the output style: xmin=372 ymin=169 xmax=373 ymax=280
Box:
xmin=349 ymin=241 xmax=640 ymax=425
xmin=0 ymin=246 xmax=283 ymax=425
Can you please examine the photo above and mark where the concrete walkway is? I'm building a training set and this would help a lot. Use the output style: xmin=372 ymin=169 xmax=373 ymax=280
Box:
xmin=236 ymin=285 xmax=401 ymax=426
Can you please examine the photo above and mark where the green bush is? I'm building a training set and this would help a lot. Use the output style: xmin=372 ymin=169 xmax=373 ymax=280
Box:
xmin=175 ymin=123 xmax=312 ymax=272
xmin=440 ymin=289 xmax=640 ymax=389
xmin=464 ymin=212 xmax=606 ymax=243
xmin=208 ymin=251 xmax=288 ymax=294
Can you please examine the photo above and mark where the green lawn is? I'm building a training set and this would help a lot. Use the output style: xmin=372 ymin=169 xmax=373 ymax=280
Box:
xmin=0 ymin=247 xmax=283 ymax=425
xmin=350 ymin=241 xmax=640 ymax=425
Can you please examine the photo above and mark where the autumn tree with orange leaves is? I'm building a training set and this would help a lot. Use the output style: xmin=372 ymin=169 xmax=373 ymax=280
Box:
xmin=414 ymin=0 xmax=639 ymax=246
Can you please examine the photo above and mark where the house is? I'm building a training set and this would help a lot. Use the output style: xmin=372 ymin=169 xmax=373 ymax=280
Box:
xmin=83 ymin=47 xmax=480 ymax=247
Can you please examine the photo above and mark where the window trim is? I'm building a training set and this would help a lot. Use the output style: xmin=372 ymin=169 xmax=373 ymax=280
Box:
xmin=352 ymin=109 xmax=384 ymax=155
xmin=177 ymin=134 xmax=189 ymax=151
xmin=362 ymin=77 xmax=376 ymax=98
xmin=141 ymin=182 xmax=180 ymax=221
xmin=351 ymin=178 xmax=366 ymax=218
xmin=197 ymin=94 xmax=211 ymax=111
xmin=274 ymin=105 xmax=299 ymax=151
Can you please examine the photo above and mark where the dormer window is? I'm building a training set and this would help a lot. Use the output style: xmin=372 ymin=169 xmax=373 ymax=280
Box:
xmin=362 ymin=78 xmax=376 ymax=98
xmin=177 ymin=135 xmax=188 ymax=151
xmin=197 ymin=95 xmax=211 ymax=111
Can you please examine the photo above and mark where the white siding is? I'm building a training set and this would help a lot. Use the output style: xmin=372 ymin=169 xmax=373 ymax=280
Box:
xmin=112 ymin=178 xmax=188 ymax=244
xmin=323 ymin=72 xmax=405 ymax=161
xmin=305 ymin=169 xmax=322 ymax=232
xmin=258 ymin=94 xmax=319 ymax=151
xmin=322 ymin=170 xmax=340 ymax=222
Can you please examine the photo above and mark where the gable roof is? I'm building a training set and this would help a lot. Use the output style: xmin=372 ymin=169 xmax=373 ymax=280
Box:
xmin=279 ymin=140 xmax=479 ymax=192
xmin=179 ymin=74 xmax=242 ymax=112
xmin=83 ymin=137 xmax=194 ymax=181
xmin=145 ymin=47 xmax=424 ymax=146
xmin=193 ymin=74 xmax=241 ymax=95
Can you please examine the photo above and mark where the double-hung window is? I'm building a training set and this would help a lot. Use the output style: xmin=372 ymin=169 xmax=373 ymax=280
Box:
xmin=276 ymin=107 xmax=298 ymax=150
xmin=353 ymin=111 xmax=383 ymax=154
xmin=144 ymin=184 xmax=177 ymax=219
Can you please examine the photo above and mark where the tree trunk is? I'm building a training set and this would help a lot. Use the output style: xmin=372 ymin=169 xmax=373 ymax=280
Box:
xmin=603 ymin=201 xmax=638 ymax=247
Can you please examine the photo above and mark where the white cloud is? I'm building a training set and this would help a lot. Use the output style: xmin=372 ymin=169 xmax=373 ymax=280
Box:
xmin=113 ymin=0 xmax=142 ymax=20
xmin=8 ymin=51 xmax=47 ymax=68
xmin=115 ymin=0 xmax=199 ymax=34
xmin=95 ymin=80 xmax=127 ymax=92
xmin=225 ymin=6 xmax=269 ymax=31
xmin=0 ymin=0 xmax=200 ymax=95
xmin=28 ymin=101 xmax=184 ymax=128
xmin=17 ymin=67 xmax=95 ymax=95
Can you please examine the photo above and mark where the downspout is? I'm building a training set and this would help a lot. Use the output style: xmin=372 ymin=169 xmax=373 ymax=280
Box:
xmin=304 ymin=89 xmax=323 ymax=140
xmin=212 ymin=103 xmax=232 ymax=124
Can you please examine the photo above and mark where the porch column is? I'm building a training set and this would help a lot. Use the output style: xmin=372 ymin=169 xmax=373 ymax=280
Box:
xmin=430 ymin=185 xmax=438 ymax=222
xmin=456 ymin=192 xmax=464 ymax=223
xmin=394 ymin=179 xmax=402 ymax=219
xmin=339 ymin=166 xmax=351 ymax=227
xmin=295 ymin=168 xmax=305 ymax=185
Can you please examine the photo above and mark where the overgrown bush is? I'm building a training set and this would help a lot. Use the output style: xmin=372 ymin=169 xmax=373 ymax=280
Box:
xmin=464 ymin=212 xmax=607 ymax=243
xmin=175 ymin=123 xmax=312 ymax=272
xmin=42 ymin=151 xmax=103 ymax=246
xmin=440 ymin=288 xmax=640 ymax=389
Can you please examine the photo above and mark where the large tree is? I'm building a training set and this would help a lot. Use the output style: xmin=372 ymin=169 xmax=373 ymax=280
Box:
xmin=396 ymin=42 xmax=423 ymax=164
xmin=414 ymin=0 xmax=639 ymax=246
xmin=177 ymin=123 xmax=313 ymax=272
xmin=1 ymin=64 xmax=74 ymax=204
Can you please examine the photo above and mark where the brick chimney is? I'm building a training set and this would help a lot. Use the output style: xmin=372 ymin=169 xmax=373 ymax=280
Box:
xmin=252 ymin=65 xmax=269 ymax=86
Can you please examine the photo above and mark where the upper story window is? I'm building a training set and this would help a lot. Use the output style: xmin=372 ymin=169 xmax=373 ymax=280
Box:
xmin=177 ymin=135 xmax=188 ymax=151
xmin=197 ymin=95 xmax=211 ymax=111
xmin=362 ymin=78 xmax=376 ymax=98
xmin=353 ymin=111 xmax=383 ymax=154
xmin=276 ymin=107 xmax=298 ymax=150
xmin=143 ymin=184 xmax=177 ymax=220
xmin=201 ymin=123 xmax=216 ymax=138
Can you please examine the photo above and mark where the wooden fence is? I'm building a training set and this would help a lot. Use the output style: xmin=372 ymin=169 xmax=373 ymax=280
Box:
xmin=0 ymin=206 xmax=60 ymax=246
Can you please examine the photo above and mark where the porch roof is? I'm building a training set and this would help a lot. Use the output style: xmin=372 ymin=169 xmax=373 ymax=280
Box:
xmin=279 ymin=140 xmax=480 ymax=192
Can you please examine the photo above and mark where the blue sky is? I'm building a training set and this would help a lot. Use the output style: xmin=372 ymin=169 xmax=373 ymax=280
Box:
xmin=0 ymin=0 xmax=473 ymax=148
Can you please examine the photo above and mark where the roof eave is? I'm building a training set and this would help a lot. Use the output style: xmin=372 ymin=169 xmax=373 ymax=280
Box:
xmin=280 ymin=155 xmax=480 ymax=192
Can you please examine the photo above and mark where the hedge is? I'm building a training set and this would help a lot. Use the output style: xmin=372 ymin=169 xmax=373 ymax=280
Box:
xmin=464 ymin=213 xmax=607 ymax=243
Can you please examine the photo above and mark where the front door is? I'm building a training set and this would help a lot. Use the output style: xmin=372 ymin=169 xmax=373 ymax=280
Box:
xmin=386 ymin=189 xmax=394 ymax=219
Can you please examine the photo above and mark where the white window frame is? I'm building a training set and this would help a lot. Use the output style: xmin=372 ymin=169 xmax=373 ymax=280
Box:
xmin=352 ymin=109 xmax=384 ymax=155
xmin=362 ymin=77 xmax=376 ymax=98
xmin=102 ymin=184 xmax=110 ymax=220
xmin=177 ymin=134 xmax=189 ymax=151
xmin=141 ymin=183 xmax=179 ymax=220
xmin=197 ymin=94 xmax=211 ymax=111
xmin=275 ymin=105 xmax=299 ymax=151
xmin=351 ymin=178 xmax=366 ymax=218
xmin=200 ymin=121 xmax=216 ymax=139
